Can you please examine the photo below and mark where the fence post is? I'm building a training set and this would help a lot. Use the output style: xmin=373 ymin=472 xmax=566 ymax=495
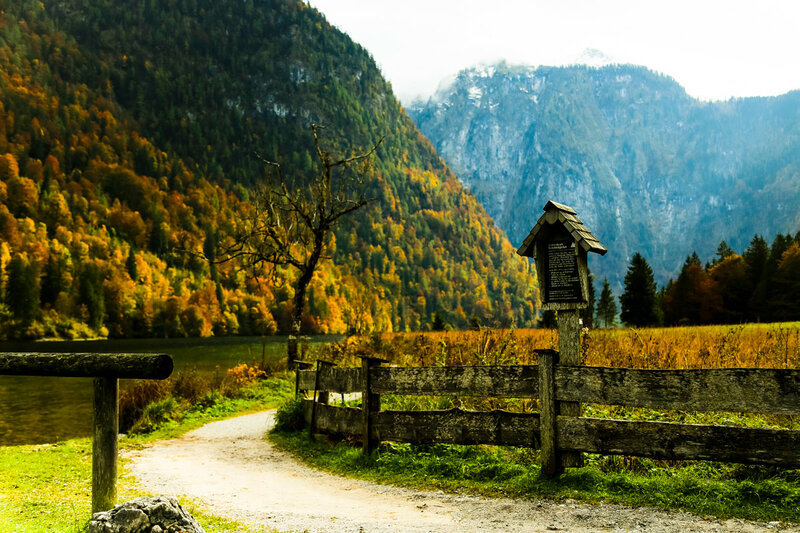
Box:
xmin=294 ymin=360 xmax=314 ymax=399
xmin=317 ymin=360 xmax=335 ymax=406
xmin=92 ymin=376 xmax=118 ymax=513
xmin=557 ymin=309 xmax=583 ymax=468
xmin=310 ymin=360 xmax=335 ymax=437
xmin=537 ymin=349 xmax=561 ymax=476
xmin=360 ymin=356 xmax=386 ymax=455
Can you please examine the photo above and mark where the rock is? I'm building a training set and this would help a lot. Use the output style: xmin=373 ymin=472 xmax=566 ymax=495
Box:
xmin=89 ymin=495 xmax=205 ymax=533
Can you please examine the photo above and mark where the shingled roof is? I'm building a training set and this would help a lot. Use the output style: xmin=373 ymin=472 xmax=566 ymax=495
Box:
xmin=517 ymin=200 xmax=607 ymax=257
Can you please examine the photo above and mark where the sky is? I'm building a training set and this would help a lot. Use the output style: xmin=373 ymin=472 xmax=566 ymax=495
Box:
xmin=308 ymin=0 xmax=800 ymax=104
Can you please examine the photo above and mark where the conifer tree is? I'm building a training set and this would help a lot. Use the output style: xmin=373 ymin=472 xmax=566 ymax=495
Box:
xmin=596 ymin=277 xmax=617 ymax=328
xmin=744 ymin=234 xmax=770 ymax=322
xmin=620 ymin=252 xmax=659 ymax=327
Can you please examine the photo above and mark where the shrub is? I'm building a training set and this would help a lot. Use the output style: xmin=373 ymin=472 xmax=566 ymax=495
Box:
xmin=128 ymin=397 xmax=182 ymax=434
xmin=119 ymin=380 xmax=171 ymax=432
xmin=172 ymin=368 xmax=214 ymax=403
xmin=227 ymin=363 xmax=266 ymax=386
xmin=273 ymin=397 xmax=306 ymax=433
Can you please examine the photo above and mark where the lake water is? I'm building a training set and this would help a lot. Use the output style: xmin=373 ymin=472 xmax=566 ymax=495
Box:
xmin=0 ymin=336 xmax=334 ymax=445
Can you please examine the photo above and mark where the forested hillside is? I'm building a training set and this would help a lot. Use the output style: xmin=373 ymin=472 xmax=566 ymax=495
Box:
xmin=410 ymin=62 xmax=800 ymax=290
xmin=0 ymin=0 xmax=537 ymax=340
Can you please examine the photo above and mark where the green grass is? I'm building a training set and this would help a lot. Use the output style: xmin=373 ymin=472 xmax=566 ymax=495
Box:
xmin=0 ymin=376 xmax=294 ymax=532
xmin=270 ymin=425 xmax=800 ymax=525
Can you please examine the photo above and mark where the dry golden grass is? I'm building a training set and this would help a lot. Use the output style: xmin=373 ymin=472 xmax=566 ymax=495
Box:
xmin=319 ymin=322 xmax=800 ymax=370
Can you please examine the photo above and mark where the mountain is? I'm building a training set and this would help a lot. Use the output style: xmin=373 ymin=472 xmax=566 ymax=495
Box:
xmin=0 ymin=1 xmax=537 ymax=340
xmin=408 ymin=62 xmax=800 ymax=289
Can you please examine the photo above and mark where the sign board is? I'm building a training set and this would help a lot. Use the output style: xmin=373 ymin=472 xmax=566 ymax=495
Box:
xmin=517 ymin=201 xmax=606 ymax=311
xmin=544 ymin=240 xmax=583 ymax=303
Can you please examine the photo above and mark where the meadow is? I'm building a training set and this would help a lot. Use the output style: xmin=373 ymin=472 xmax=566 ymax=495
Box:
xmin=320 ymin=322 xmax=800 ymax=370
xmin=313 ymin=322 xmax=800 ymax=427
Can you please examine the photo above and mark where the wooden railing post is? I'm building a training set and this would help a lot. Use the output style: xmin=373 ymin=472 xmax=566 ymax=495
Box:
xmin=316 ymin=360 xmax=335 ymax=406
xmin=0 ymin=352 xmax=172 ymax=517
xmin=537 ymin=349 xmax=561 ymax=476
xmin=293 ymin=360 xmax=313 ymax=399
xmin=310 ymin=360 xmax=335 ymax=437
xmin=557 ymin=309 xmax=583 ymax=468
xmin=92 ymin=376 xmax=118 ymax=513
xmin=360 ymin=356 xmax=386 ymax=455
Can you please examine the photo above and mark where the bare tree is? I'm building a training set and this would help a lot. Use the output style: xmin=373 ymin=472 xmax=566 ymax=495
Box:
xmin=220 ymin=125 xmax=381 ymax=367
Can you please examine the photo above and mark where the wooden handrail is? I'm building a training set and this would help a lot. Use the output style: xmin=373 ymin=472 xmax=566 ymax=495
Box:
xmin=0 ymin=352 xmax=172 ymax=379
xmin=0 ymin=352 xmax=173 ymax=514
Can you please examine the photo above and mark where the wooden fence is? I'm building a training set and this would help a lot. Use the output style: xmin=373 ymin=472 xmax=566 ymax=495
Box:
xmin=0 ymin=352 xmax=173 ymax=513
xmin=296 ymin=350 xmax=800 ymax=475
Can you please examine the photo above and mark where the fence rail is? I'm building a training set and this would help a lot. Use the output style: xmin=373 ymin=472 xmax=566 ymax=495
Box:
xmin=0 ymin=352 xmax=173 ymax=514
xmin=297 ymin=351 xmax=800 ymax=473
xmin=298 ymin=365 xmax=800 ymax=414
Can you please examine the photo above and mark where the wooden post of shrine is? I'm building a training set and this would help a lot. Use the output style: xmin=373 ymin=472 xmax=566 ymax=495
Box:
xmin=517 ymin=200 xmax=607 ymax=475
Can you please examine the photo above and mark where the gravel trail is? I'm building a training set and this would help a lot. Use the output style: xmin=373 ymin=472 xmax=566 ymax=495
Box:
xmin=125 ymin=411 xmax=798 ymax=533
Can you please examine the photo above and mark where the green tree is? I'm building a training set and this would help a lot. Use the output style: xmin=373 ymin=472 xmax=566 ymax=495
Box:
xmin=540 ymin=310 xmax=556 ymax=328
xmin=709 ymin=254 xmax=750 ymax=323
xmin=6 ymin=254 xmax=39 ymax=323
xmin=709 ymin=240 xmax=735 ymax=268
xmin=663 ymin=254 xmax=721 ymax=325
xmin=768 ymin=243 xmax=800 ymax=321
xmin=78 ymin=263 xmax=105 ymax=330
xmin=126 ymin=248 xmax=139 ymax=282
xmin=619 ymin=252 xmax=659 ymax=327
xmin=431 ymin=311 xmax=447 ymax=331
xmin=743 ymin=234 xmax=770 ymax=322
xmin=595 ymin=277 xmax=617 ymax=328
xmin=40 ymin=255 xmax=65 ymax=308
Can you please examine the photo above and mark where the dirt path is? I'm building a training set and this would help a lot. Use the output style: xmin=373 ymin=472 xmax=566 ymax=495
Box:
xmin=125 ymin=411 xmax=796 ymax=533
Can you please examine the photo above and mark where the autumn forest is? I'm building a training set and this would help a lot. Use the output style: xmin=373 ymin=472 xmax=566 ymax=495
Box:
xmin=0 ymin=0 xmax=537 ymax=340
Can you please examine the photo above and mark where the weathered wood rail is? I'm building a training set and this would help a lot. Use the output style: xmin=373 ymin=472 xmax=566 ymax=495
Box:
xmin=297 ymin=351 xmax=800 ymax=475
xmin=0 ymin=352 xmax=173 ymax=513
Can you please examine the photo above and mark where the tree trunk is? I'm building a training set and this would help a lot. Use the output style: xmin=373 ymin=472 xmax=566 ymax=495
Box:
xmin=288 ymin=262 xmax=316 ymax=369
xmin=287 ymin=285 xmax=304 ymax=369
xmin=287 ymin=221 xmax=326 ymax=369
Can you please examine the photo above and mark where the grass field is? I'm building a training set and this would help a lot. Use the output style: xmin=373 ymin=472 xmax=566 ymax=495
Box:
xmin=320 ymin=322 xmax=800 ymax=370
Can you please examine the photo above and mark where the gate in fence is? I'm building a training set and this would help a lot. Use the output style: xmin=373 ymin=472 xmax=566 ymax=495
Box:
xmin=297 ymin=350 xmax=800 ymax=475
xmin=0 ymin=352 xmax=173 ymax=513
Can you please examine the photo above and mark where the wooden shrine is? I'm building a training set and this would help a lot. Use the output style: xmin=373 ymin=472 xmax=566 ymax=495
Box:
xmin=517 ymin=200 xmax=607 ymax=310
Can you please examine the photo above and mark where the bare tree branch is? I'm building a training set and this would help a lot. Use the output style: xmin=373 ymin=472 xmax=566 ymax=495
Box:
xmin=204 ymin=126 xmax=382 ymax=367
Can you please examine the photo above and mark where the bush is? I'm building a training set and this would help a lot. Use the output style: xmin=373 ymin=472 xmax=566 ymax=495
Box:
xmin=273 ymin=397 xmax=306 ymax=433
xmin=129 ymin=397 xmax=182 ymax=434
xmin=172 ymin=368 xmax=214 ymax=403
xmin=119 ymin=380 xmax=171 ymax=432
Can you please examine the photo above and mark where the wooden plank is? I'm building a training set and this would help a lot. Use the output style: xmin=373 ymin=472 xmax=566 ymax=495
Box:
xmin=373 ymin=408 xmax=540 ymax=447
xmin=555 ymin=367 xmax=800 ymax=414
xmin=0 ymin=353 xmax=173 ymax=379
xmin=370 ymin=366 xmax=539 ymax=398
xmin=297 ymin=367 xmax=361 ymax=394
xmin=538 ymin=350 xmax=560 ymax=475
xmin=303 ymin=400 xmax=362 ymax=437
xmin=559 ymin=417 xmax=800 ymax=467
xmin=294 ymin=360 xmax=314 ymax=398
xmin=92 ymin=377 xmax=118 ymax=513
xmin=302 ymin=402 xmax=541 ymax=447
